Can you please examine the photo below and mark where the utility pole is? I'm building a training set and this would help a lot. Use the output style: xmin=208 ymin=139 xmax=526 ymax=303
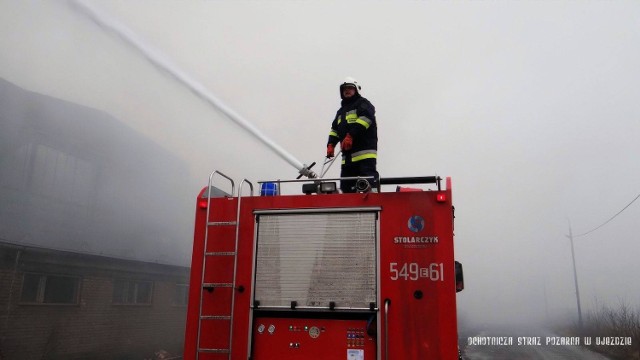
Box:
xmin=567 ymin=223 xmax=583 ymax=329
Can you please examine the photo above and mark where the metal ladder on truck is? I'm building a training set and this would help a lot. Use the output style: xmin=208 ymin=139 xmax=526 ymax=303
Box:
xmin=196 ymin=170 xmax=253 ymax=360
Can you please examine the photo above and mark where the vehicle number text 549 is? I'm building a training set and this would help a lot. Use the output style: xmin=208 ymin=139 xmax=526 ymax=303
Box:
xmin=389 ymin=262 xmax=444 ymax=281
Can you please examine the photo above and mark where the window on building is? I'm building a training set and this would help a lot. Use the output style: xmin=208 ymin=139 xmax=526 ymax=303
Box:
xmin=112 ymin=279 xmax=153 ymax=305
xmin=20 ymin=273 xmax=80 ymax=305
xmin=173 ymin=284 xmax=189 ymax=306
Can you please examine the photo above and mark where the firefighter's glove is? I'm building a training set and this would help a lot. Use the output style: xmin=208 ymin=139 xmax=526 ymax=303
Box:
xmin=342 ymin=133 xmax=353 ymax=151
xmin=326 ymin=144 xmax=335 ymax=158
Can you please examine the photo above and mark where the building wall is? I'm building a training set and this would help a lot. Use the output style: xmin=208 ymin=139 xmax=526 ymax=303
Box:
xmin=0 ymin=244 xmax=190 ymax=360
xmin=0 ymin=77 xmax=194 ymax=266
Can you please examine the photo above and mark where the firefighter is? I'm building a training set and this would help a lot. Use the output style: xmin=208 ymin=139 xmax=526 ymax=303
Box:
xmin=326 ymin=77 xmax=379 ymax=193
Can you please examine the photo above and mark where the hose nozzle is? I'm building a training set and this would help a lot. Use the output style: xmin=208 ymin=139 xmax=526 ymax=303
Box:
xmin=298 ymin=163 xmax=317 ymax=179
xmin=356 ymin=178 xmax=371 ymax=193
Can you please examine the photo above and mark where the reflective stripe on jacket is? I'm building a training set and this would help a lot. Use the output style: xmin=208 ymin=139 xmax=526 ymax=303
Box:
xmin=341 ymin=149 xmax=377 ymax=164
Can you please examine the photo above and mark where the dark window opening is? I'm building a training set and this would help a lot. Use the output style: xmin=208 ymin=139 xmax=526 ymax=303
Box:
xmin=20 ymin=273 xmax=80 ymax=304
xmin=113 ymin=279 xmax=153 ymax=305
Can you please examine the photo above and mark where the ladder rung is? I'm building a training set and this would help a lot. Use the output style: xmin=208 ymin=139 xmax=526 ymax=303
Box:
xmin=200 ymin=315 xmax=231 ymax=320
xmin=207 ymin=221 xmax=237 ymax=226
xmin=203 ymin=283 xmax=233 ymax=288
xmin=205 ymin=251 xmax=236 ymax=256
xmin=198 ymin=348 xmax=230 ymax=354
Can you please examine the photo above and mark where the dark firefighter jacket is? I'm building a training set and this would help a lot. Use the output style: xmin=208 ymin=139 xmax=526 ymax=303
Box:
xmin=327 ymin=94 xmax=377 ymax=164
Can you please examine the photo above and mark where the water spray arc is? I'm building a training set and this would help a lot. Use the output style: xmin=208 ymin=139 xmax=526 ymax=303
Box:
xmin=71 ymin=0 xmax=316 ymax=179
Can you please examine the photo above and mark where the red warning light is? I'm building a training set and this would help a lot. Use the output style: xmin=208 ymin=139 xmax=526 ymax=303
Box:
xmin=197 ymin=187 xmax=209 ymax=209
xmin=198 ymin=199 xmax=208 ymax=209
xmin=436 ymin=193 xmax=447 ymax=202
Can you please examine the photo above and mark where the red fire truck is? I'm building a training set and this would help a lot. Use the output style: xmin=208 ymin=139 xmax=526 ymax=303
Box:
xmin=184 ymin=172 xmax=464 ymax=360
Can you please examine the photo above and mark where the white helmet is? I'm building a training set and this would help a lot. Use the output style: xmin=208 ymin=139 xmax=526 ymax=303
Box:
xmin=339 ymin=76 xmax=361 ymax=95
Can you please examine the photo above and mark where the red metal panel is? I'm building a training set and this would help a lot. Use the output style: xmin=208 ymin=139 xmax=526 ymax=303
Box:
xmin=205 ymin=226 xmax=236 ymax=253
xmin=184 ymin=196 xmax=239 ymax=359
xmin=197 ymin=354 xmax=228 ymax=360
xmin=378 ymin=191 xmax=458 ymax=359
xmin=201 ymin=287 xmax=232 ymax=315
xmin=251 ymin=317 xmax=375 ymax=360
xmin=200 ymin=319 xmax=231 ymax=349
xmin=184 ymin=197 xmax=207 ymax=360
xmin=203 ymin=256 xmax=234 ymax=284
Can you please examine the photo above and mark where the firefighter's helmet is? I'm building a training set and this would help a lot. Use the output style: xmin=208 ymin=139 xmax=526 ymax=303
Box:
xmin=340 ymin=77 xmax=361 ymax=95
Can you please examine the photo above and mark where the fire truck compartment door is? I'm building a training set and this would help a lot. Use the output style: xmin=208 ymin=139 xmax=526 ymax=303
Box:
xmin=254 ymin=211 xmax=378 ymax=310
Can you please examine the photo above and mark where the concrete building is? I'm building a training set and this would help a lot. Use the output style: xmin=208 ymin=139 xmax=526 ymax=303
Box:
xmin=0 ymin=78 xmax=194 ymax=359
xmin=0 ymin=241 xmax=189 ymax=360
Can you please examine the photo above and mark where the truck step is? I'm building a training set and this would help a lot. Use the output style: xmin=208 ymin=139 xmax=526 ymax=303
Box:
xmin=202 ymin=282 xmax=233 ymax=288
xmin=200 ymin=315 xmax=231 ymax=320
xmin=205 ymin=251 xmax=236 ymax=256
xmin=198 ymin=348 xmax=230 ymax=354
xmin=207 ymin=221 xmax=237 ymax=226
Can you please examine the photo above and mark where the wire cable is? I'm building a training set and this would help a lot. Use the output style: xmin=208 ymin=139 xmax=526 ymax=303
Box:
xmin=574 ymin=192 xmax=640 ymax=238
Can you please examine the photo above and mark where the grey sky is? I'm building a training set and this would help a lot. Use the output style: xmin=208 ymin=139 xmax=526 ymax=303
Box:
xmin=1 ymin=0 xmax=639 ymax=325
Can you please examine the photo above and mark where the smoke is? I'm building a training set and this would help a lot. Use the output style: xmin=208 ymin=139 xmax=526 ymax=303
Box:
xmin=70 ymin=0 xmax=313 ymax=177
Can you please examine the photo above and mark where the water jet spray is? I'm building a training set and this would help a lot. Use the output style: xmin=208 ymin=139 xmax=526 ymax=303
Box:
xmin=70 ymin=0 xmax=316 ymax=178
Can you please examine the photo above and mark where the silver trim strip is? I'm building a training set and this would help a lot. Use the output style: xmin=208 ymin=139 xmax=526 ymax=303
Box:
xmin=384 ymin=299 xmax=391 ymax=360
xmin=247 ymin=214 xmax=260 ymax=357
xmin=254 ymin=207 xmax=381 ymax=215
xmin=249 ymin=305 xmax=376 ymax=311
xmin=377 ymin=212 xmax=382 ymax=360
